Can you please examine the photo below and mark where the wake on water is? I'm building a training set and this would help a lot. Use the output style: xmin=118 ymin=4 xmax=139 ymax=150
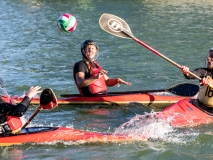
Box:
xmin=113 ymin=111 xmax=173 ymax=140
xmin=113 ymin=111 xmax=200 ymax=143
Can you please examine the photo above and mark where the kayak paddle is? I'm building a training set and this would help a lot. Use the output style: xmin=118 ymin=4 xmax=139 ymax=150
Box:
xmin=99 ymin=13 xmax=202 ymax=81
xmin=22 ymin=88 xmax=58 ymax=129
xmin=60 ymin=83 xmax=199 ymax=97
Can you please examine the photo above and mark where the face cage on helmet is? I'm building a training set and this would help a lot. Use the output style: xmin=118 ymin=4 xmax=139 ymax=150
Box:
xmin=81 ymin=43 xmax=99 ymax=62
xmin=205 ymin=51 xmax=213 ymax=67
xmin=81 ymin=40 xmax=99 ymax=51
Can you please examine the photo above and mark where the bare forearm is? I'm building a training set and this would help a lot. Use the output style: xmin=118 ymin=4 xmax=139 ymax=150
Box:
xmin=106 ymin=78 xmax=132 ymax=87
xmin=106 ymin=78 xmax=118 ymax=87
xmin=79 ymin=77 xmax=98 ymax=88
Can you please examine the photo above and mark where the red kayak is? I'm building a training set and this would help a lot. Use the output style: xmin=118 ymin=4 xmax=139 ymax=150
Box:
xmin=1 ymin=94 xmax=189 ymax=109
xmin=158 ymin=99 xmax=213 ymax=127
xmin=1 ymin=83 xmax=199 ymax=109
xmin=0 ymin=126 xmax=148 ymax=146
xmin=0 ymin=98 xmax=213 ymax=146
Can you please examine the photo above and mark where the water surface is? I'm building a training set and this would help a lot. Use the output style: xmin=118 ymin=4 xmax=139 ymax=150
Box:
xmin=0 ymin=0 xmax=213 ymax=159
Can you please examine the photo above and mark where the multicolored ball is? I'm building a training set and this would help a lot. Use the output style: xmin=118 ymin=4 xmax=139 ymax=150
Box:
xmin=57 ymin=13 xmax=77 ymax=33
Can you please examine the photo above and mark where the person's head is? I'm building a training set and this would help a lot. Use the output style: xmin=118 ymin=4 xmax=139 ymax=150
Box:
xmin=206 ymin=48 xmax=213 ymax=69
xmin=81 ymin=40 xmax=99 ymax=61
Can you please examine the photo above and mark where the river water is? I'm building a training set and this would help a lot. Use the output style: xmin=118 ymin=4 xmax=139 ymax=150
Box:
xmin=1 ymin=0 xmax=213 ymax=159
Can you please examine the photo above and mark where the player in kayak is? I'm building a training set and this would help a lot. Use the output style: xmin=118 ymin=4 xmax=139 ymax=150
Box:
xmin=0 ymin=86 xmax=41 ymax=135
xmin=181 ymin=48 xmax=213 ymax=115
xmin=73 ymin=40 xmax=132 ymax=96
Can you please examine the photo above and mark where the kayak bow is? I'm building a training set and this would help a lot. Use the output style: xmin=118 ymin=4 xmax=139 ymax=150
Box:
xmin=159 ymin=98 xmax=213 ymax=127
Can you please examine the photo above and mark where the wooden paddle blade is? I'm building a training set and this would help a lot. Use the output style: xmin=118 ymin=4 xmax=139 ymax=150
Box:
xmin=167 ymin=83 xmax=199 ymax=97
xmin=40 ymin=88 xmax=58 ymax=110
xmin=99 ymin=13 xmax=133 ymax=39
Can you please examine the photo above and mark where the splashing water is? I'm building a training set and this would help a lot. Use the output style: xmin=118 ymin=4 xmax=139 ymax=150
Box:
xmin=0 ymin=78 xmax=8 ymax=95
xmin=0 ymin=78 xmax=17 ymax=104
xmin=113 ymin=111 xmax=174 ymax=141
xmin=0 ymin=88 xmax=8 ymax=95
xmin=0 ymin=78 xmax=14 ymax=105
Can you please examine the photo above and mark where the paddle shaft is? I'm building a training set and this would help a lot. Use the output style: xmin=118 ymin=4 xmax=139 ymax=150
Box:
xmin=22 ymin=108 xmax=41 ymax=128
xmin=121 ymin=27 xmax=202 ymax=81
xmin=22 ymin=88 xmax=58 ymax=129
xmin=134 ymin=37 xmax=201 ymax=80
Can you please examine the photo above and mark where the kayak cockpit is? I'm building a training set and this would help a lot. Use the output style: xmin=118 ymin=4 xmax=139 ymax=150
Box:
xmin=0 ymin=127 xmax=59 ymax=137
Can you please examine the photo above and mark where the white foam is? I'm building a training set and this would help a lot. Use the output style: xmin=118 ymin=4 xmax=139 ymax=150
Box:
xmin=113 ymin=111 xmax=201 ymax=143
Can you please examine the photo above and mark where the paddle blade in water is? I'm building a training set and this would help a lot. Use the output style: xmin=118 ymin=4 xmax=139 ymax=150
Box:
xmin=99 ymin=13 xmax=133 ymax=39
xmin=40 ymin=88 xmax=58 ymax=109
xmin=167 ymin=83 xmax=199 ymax=97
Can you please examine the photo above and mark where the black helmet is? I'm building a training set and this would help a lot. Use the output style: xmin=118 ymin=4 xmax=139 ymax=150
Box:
xmin=81 ymin=40 xmax=99 ymax=54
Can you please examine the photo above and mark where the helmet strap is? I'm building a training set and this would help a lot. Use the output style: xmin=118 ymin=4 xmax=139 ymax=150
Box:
xmin=83 ymin=58 xmax=96 ymax=69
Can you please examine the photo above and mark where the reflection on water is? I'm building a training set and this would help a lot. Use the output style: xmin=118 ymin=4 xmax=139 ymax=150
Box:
xmin=137 ymin=0 xmax=213 ymax=7
xmin=22 ymin=0 xmax=44 ymax=9
xmin=77 ymin=0 xmax=95 ymax=11
xmin=1 ymin=148 xmax=26 ymax=160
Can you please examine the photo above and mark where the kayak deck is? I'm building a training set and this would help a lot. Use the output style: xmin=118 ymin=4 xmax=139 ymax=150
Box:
xmin=1 ymin=93 xmax=190 ymax=110
xmin=159 ymin=99 xmax=213 ymax=127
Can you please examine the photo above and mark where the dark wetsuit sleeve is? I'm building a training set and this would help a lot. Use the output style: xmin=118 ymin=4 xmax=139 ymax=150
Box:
xmin=73 ymin=61 xmax=90 ymax=79
xmin=184 ymin=68 xmax=208 ymax=79
xmin=75 ymin=62 xmax=85 ymax=73
xmin=0 ymin=96 xmax=31 ymax=117
xmin=73 ymin=61 xmax=94 ymax=96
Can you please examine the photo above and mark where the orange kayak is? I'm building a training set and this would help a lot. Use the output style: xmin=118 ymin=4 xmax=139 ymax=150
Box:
xmin=1 ymin=93 xmax=189 ymax=109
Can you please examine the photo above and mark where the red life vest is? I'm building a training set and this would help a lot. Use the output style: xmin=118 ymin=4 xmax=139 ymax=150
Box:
xmin=6 ymin=116 xmax=23 ymax=133
xmin=0 ymin=97 xmax=24 ymax=134
xmin=74 ymin=61 xmax=107 ymax=96
xmin=88 ymin=61 xmax=107 ymax=94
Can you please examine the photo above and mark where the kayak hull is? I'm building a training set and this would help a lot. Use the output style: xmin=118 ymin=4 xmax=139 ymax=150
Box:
xmin=0 ymin=127 xmax=147 ymax=146
xmin=2 ymin=93 xmax=189 ymax=109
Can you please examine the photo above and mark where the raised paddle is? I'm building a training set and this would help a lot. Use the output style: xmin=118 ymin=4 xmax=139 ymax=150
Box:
xmin=60 ymin=83 xmax=199 ymax=97
xmin=99 ymin=13 xmax=202 ymax=81
xmin=22 ymin=88 xmax=58 ymax=129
